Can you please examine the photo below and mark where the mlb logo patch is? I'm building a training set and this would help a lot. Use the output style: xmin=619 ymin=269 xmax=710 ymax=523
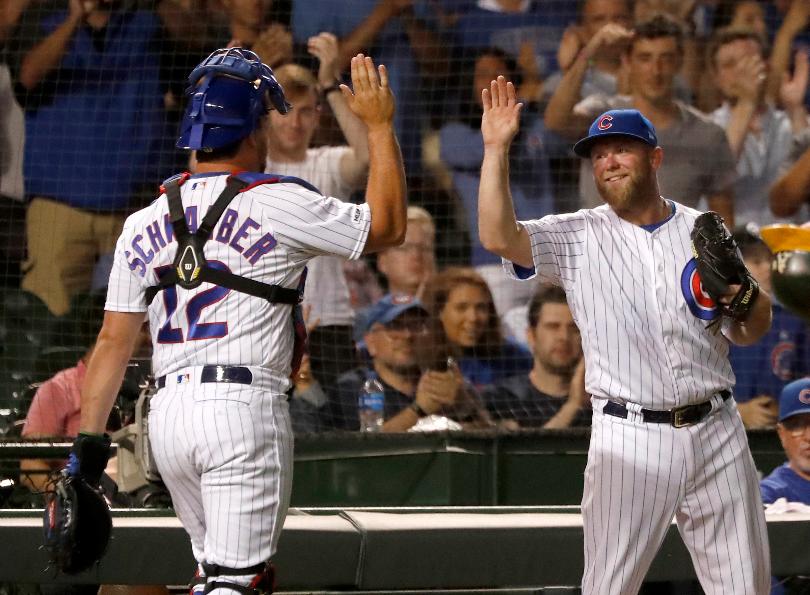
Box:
xmin=191 ymin=181 xmax=206 ymax=191
xmin=175 ymin=373 xmax=191 ymax=384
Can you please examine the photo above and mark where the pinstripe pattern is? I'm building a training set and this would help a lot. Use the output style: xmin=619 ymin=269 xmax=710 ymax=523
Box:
xmin=148 ymin=376 xmax=294 ymax=567
xmin=506 ymin=202 xmax=735 ymax=410
xmin=266 ymin=146 xmax=359 ymax=326
xmin=105 ymin=175 xmax=371 ymax=379
xmin=105 ymin=173 xmax=369 ymax=579
xmin=504 ymin=200 xmax=770 ymax=594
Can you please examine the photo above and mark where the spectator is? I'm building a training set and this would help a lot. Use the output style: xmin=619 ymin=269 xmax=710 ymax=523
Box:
xmin=423 ymin=267 xmax=532 ymax=388
xmin=545 ymin=14 xmax=737 ymax=225
xmin=759 ymin=379 xmax=810 ymax=595
xmin=351 ymin=205 xmax=435 ymax=343
xmin=711 ymin=0 xmax=768 ymax=37
xmin=483 ymin=285 xmax=590 ymax=429
xmin=377 ymin=205 xmax=437 ymax=298
xmin=729 ymin=228 xmax=810 ymax=429
xmin=0 ymin=0 xmax=27 ymax=286
xmin=440 ymin=46 xmax=554 ymax=314
xmin=213 ymin=0 xmax=292 ymax=68
xmin=19 ymin=346 xmax=118 ymax=493
xmin=632 ymin=0 xmax=705 ymax=100
xmin=19 ymin=309 xmax=150 ymax=492
xmin=20 ymin=338 xmax=166 ymax=592
xmin=452 ymin=0 xmax=576 ymax=102
xmin=761 ymin=377 xmax=810 ymax=505
xmin=291 ymin=0 xmax=447 ymax=173
xmin=265 ymin=38 xmax=370 ymax=388
xmin=8 ymin=0 xmax=200 ymax=316
xmin=322 ymin=294 xmax=492 ymax=432
xmin=543 ymin=0 xmax=634 ymax=101
xmin=343 ymin=257 xmax=385 ymax=312
xmin=764 ymin=0 xmax=810 ymax=110
xmin=708 ymin=27 xmax=808 ymax=226
xmin=770 ymin=126 xmax=810 ymax=219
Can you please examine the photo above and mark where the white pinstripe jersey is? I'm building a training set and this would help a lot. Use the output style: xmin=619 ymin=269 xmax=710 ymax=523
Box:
xmin=105 ymin=172 xmax=370 ymax=381
xmin=505 ymin=200 xmax=735 ymax=410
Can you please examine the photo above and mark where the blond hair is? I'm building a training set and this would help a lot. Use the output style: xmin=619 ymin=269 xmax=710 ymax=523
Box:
xmin=273 ymin=63 xmax=318 ymax=98
xmin=407 ymin=206 xmax=435 ymax=239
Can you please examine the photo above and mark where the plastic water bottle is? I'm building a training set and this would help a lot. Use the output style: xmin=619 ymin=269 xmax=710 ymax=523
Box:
xmin=359 ymin=378 xmax=385 ymax=432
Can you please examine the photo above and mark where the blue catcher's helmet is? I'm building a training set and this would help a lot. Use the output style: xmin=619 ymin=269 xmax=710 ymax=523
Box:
xmin=176 ymin=47 xmax=291 ymax=151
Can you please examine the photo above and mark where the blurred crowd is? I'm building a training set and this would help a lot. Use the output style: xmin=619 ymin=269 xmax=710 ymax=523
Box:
xmin=0 ymin=0 xmax=808 ymax=447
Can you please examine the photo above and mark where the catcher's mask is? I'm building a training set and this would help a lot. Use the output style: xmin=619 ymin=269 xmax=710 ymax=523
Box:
xmin=177 ymin=48 xmax=291 ymax=151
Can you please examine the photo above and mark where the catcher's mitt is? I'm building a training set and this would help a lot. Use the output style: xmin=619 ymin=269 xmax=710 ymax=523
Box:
xmin=690 ymin=212 xmax=759 ymax=325
xmin=43 ymin=472 xmax=112 ymax=574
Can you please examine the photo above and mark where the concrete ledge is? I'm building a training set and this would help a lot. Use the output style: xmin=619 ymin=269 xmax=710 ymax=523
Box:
xmin=2 ymin=509 xmax=808 ymax=590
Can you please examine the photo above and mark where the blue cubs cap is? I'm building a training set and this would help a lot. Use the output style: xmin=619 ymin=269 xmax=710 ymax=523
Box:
xmin=779 ymin=378 xmax=810 ymax=422
xmin=572 ymin=109 xmax=658 ymax=158
xmin=364 ymin=294 xmax=429 ymax=334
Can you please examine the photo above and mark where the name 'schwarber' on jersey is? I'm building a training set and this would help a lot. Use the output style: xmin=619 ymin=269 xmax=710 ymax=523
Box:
xmin=106 ymin=173 xmax=370 ymax=381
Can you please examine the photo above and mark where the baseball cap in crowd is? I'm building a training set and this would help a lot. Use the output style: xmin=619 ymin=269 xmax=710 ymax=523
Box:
xmin=363 ymin=294 xmax=429 ymax=334
xmin=572 ymin=109 xmax=659 ymax=158
xmin=778 ymin=378 xmax=810 ymax=422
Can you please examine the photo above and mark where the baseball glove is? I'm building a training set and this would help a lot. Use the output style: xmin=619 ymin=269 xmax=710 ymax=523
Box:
xmin=690 ymin=212 xmax=759 ymax=325
xmin=43 ymin=472 xmax=112 ymax=574
xmin=42 ymin=433 xmax=113 ymax=574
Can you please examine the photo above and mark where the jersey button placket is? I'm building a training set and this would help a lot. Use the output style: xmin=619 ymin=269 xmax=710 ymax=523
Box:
xmin=650 ymin=231 xmax=680 ymax=403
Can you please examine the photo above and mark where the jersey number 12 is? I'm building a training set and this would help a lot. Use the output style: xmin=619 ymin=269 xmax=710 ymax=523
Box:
xmin=155 ymin=262 xmax=231 ymax=343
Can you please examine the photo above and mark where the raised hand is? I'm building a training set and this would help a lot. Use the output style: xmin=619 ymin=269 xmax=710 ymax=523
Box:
xmin=783 ymin=0 xmax=810 ymax=36
xmin=308 ymin=32 xmax=341 ymax=88
xmin=580 ymin=23 xmax=633 ymax=63
xmin=732 ymin=53 xmax=768 ymax=102
xmin=341 ymin=54 xmax=395 ymax=129
xmin=68 ymin=0 xmax=95 ymax=23
xmin=481 ymin=76 xmax=523 ymax=149
xmin=557 ymin=24 xmax=585 ymax=72
xmin=252 ymin=23 xmax=293 ymax=68
xmin=780 ymin=50 xmax=809 ymax=111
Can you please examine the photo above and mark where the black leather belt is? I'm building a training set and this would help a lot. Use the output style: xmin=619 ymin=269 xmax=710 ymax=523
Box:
xmin=603 ymin=390 xmax=731 ymax=428
xmin=156 ymin=365 xmax=254 ymax=389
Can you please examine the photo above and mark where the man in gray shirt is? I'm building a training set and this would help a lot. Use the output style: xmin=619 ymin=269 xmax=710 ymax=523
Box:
xmin=545 ymin=14 xmax=736 ymax=225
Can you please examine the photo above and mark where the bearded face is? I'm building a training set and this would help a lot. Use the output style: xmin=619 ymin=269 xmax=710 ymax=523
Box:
xmin=590 ymin=138 xmax=657 ymax=212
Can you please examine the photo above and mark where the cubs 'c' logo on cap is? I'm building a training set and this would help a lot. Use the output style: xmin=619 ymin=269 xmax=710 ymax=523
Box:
xmin=598 ymin=114 xmax=614 ymax=130
xmin=680 ymin=258 xmax=720 ymax=321
xmin=799 ymin=388 xmax=810 ymax=405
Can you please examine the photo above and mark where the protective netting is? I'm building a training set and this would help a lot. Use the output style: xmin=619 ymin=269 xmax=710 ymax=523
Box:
xmin=0 ymin=0 xmax=808 ymax=468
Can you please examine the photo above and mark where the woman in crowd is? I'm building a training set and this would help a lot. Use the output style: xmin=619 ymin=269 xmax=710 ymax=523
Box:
xmin=423 ymin=267 xmax=532 ymax=389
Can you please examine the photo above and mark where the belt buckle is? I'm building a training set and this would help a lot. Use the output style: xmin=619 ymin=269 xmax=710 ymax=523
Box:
xmin=671 ymin=405 xmax=693 ymax=428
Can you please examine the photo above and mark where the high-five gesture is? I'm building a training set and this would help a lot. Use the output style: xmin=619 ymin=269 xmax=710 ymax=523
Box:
xmin=352 ymin=52 xmax=406 ymax=255
xmin=341 ymin=54 xmax=395 ymax=130
xmin=478 ymin=76 xmax=533 ymax=268
xmin=481 ymin=76 xmax=523 ymax=149
xmin=308 ymin=32 xmax=342 ymax=88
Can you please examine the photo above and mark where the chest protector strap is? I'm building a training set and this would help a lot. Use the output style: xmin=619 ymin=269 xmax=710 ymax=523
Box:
xmin=145 ymin=173 xmax=309 ymax=376
xmin=145 ymin=174 xmax=301 ymax=306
